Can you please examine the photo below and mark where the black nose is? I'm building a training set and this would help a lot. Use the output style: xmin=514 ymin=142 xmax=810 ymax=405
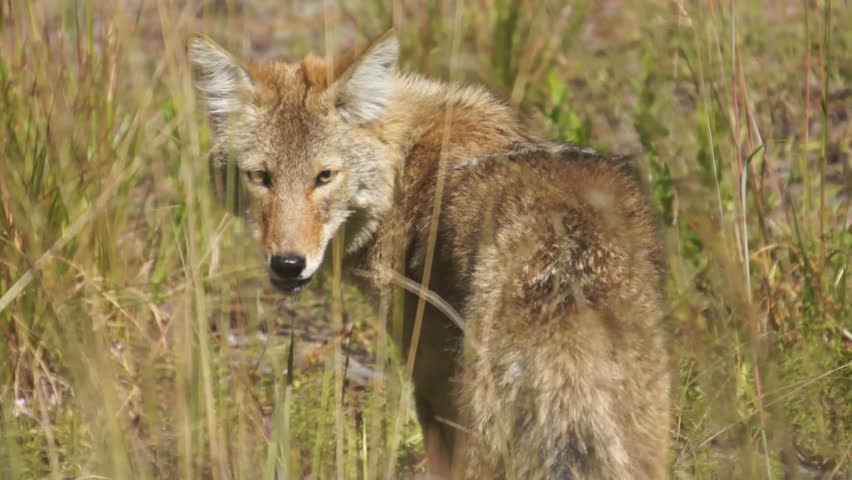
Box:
xmin=269 ymin=254 xmax=306 ymax=279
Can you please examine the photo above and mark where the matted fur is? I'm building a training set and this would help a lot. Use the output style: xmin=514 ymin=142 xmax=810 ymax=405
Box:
xmin=189 ymin=30 xmax=670 ymax=480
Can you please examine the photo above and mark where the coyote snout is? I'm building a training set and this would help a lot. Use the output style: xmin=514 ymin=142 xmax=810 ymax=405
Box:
xmin=258 ymin=190 xmax=328 ymax=292
xmin=257 ymin=192 xmax=326 ymax=292
xmin=267 ymin=254 xmax=311 ymax=291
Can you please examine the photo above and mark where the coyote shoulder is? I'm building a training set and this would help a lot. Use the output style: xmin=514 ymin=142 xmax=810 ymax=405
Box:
xmin=189 ymin=29 xmax=670 ymax=480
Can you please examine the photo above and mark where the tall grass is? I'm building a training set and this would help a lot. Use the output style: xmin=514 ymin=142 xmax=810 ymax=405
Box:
xmin=1 ymin=0 xmax=850 ymax=479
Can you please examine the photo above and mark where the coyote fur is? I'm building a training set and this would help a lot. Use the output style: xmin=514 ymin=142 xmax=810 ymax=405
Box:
xmin=189 ymin=29 xmax=670 ymax=480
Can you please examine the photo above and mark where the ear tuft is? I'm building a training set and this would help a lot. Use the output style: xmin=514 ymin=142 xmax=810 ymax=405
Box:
xmin=187 ymin=34 xmax=255 ymax=130
xmin=336 ymin=32 xmax=399 ymax=124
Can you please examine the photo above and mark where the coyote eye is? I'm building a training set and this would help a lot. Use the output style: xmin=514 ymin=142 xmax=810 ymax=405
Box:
xmin=316 ymin=169 xmax=336 ymax=186
xmin=246 ymin=170 xmax=270 ymax=187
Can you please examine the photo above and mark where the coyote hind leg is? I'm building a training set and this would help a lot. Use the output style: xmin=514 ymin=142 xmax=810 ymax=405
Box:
xmin=457 ymin=292 xmax=669 ymax=479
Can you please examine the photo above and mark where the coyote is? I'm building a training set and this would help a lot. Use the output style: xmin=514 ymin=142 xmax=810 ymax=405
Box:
xmin=189 ymin=29 xmax=670 ymax=480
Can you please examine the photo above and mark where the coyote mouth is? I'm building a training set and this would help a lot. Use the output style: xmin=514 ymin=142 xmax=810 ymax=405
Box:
xmin=270 ymin=276 xmax=311 ymax=293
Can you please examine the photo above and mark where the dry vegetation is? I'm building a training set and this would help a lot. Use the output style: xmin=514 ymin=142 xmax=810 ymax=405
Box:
xmin=1 ymin=0 xmax=850 ymax=479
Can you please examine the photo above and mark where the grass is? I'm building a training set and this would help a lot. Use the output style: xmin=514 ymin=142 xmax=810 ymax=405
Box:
xmin=1 ymin=0 xmax=850 ymax=478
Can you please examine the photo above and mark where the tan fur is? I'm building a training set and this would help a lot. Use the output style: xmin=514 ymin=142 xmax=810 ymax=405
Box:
xmin=189 ymin=30 xmax=671 ymax=480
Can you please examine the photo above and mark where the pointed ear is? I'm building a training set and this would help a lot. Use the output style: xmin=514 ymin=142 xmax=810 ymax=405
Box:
xmin=332 ymin=30 xmax=399 ymax=124
xmin=187 ymin=34 xmax=255 ymax=131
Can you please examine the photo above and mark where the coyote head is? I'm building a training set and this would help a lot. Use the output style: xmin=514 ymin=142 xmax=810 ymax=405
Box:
xmin=189 ymin=31 xmax=399 ymax=292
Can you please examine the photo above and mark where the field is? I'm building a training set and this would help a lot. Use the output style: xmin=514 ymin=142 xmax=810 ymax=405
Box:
xmin=1 ymin=0 xmax=850 ymax=478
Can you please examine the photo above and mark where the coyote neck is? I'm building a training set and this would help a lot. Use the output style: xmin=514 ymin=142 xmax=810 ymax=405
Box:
xmin=347 ymin=77 xmax=531 ymax=289
xmin=382 ymin=75 xmax=532 ymax=163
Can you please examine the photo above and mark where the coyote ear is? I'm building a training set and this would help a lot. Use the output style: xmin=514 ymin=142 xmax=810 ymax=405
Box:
xmin=188 ymin=34 xmax=255 ymax=132
xmin=333 ymin=30 xmax=398 ymax=124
